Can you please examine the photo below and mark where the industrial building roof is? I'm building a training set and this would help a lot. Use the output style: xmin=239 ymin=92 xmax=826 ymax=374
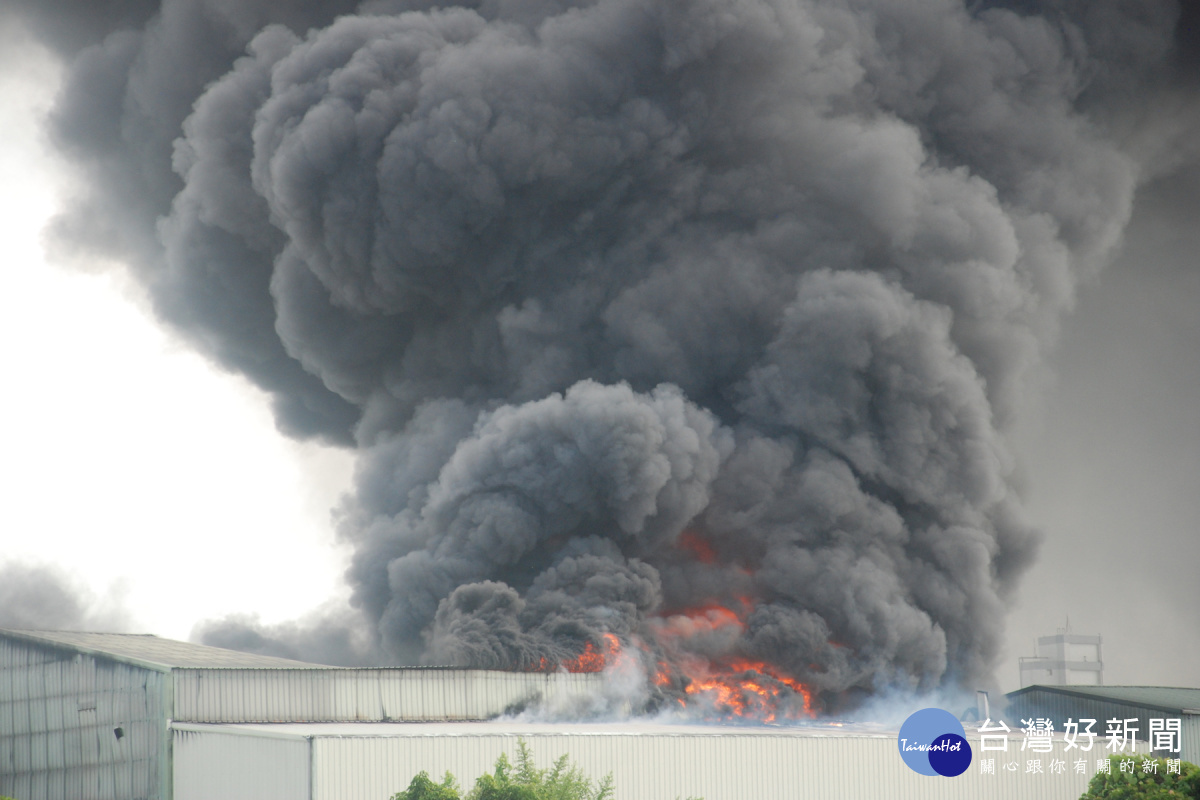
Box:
xmin=0 ymin=628 xmax=326 ymax=670
xmin=1008 ymin=684 xmax=1200 ymax=713
xmin=173 ymin=720 xmax=901 ymax=740
xmin=170 ymin=718 xmax=1094 ymax=745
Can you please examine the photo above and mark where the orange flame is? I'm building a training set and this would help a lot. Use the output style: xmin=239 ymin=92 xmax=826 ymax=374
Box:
xmin=526 ymin=602 xmax=818 ymax=723
xmin=650 ymin=599 xmax=815 ymax=722
xmin=562 ymin=633 xmax=621 ymax=673
xmin=653 ymin=661 xmax=672 ymax=686
xmin=652 ymin=596 xmax=753 ymax=639
xmin=532 ymin=633 xmax=622 ymax=673
xmin=681 ymin=658 xmax=814 ymax=723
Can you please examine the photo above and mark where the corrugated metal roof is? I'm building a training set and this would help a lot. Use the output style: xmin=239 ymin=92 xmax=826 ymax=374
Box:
xmin=171 ymin=719 xmax=1104 ymax=747
xmin=172 ymin=720 xmax=901 ymax=739
xmin=1008 ymin=685 xmax=1200 ymax=713
xmin=0 ymin=628 xmax=324 ymax=670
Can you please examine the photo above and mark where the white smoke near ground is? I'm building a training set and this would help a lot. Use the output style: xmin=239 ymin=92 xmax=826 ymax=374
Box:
xmin=2 ymin=0 xmax=1196 ymax=715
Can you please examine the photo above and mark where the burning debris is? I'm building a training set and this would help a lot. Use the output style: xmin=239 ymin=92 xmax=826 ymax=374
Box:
xmin=11 ymin=0 xmax=1196 ymax=718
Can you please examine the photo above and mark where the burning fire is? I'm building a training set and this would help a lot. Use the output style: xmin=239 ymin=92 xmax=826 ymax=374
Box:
xmin=532 ymin=633 xmax=622 ymax=673
xmin=649 ymin=599 xmax=815 ymax=721
xmin=653 ymin=597 xmax=752 ymax=637
xmin=562 ymin=633 xmax=622 ymax=673
xmin=678 ymin=658 xmax=814 ymax=722
xmin=530 ymin=599 xmax=815 ymax=722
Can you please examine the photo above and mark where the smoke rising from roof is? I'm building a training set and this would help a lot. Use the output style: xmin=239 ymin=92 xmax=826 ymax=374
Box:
xmin=5 ymin=0 xmax=1195 ymax=712
xmin=0 ymin=562 xmax=132 ymax=632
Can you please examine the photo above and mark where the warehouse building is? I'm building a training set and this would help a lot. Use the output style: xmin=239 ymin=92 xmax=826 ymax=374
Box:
xmin=0 ymin=628 xmax=597 ymax=800
xmin=1006 ymin=684 xmax=1200 ymax=765
xmin=173 ymin=718 xmax=1120 ymax=800
xmin=1 ymin=627 xmax=1150 ymax=800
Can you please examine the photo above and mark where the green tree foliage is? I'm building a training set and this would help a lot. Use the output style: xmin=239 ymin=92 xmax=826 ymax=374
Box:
xmin=393 ymin=739 xmax=698 ymax=800
xmin=390 ymin=771 xmax=461 ymax=800
xmin=467 ymin=741 xmax=613 ymax=800
xmin=1080 ymin=756 xmax=1200 ymax=800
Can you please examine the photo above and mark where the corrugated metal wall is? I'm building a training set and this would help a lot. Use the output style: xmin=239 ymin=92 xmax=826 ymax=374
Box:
xmin=172 ymin=669 xmax=601 ymax=723
xmin=308 ymin=731 xmax=1099 ymax=800
xmin=172 ymin=726 xmax=1103 ymax=800
xmin=172 ymin=728 xmax=309 ymax=800
xmin=1006 ymin=691 xmax=1200 ymax=765
xmin=0 ymin=638 xmax=166 ymax=800
xmin=1186 ymin=717 xmax=1200 ymax=765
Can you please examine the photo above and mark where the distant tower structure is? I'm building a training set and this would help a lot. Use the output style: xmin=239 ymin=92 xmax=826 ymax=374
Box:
xmin=1019 ymin=621 xmax=1103 ymax=688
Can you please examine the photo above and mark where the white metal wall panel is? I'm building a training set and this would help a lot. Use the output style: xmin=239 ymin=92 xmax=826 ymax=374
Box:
xmin=171 ymin=669 xmax=602 ymax=723
xmin=0 ymin=638 xmax=166 ymax=800
xmin=307 ymin=730 xmax=1099 ymax=800
xmin=172 ymin=728 xmax=310 ymax=800
xmin=1186 ymin=717 xmax=1200 ymax=766
xmin=1007 ymin=690 xmax=1200 ymax=765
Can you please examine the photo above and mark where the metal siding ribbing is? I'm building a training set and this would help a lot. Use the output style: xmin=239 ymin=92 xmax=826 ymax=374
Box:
xmin=303 ymin=730 xmax=1097 ymax=800
xmin=172 ymin=728 xmax=309 ymax=800
xmin=1186 ymin=717 xmax=1200 ymax=765
xmin=171 ymin=669 xmax=602 ymax=723
xmin=0 ymin=638 xmax=166 ymax=800
xmin=1007 ymin=690 xmax=1200 ymax=764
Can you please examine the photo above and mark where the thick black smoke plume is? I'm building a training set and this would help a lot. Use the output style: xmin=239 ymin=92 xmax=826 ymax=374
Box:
xmin=6 ymin=0 xmax=1196 ymax=712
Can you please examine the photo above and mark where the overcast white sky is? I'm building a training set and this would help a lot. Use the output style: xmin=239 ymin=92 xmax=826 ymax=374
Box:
xmin=0 ymin=16 xmax=1196 ymax=693
xmin=0 ymin=32 xmax=355 ymax=641
xmin=1005 ymin=163 xmax=1200 ymax=691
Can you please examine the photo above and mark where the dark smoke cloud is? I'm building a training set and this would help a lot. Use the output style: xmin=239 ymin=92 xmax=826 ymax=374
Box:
xmin=0 ymin=562 xmax=131 ymax=632
xmin=11 ymin=0 xmax=1197 ymax=710
xmin=0 ymin=0 xmax=159 ymax=58
xmin=190 ymin=603 xmax=378 ymax=667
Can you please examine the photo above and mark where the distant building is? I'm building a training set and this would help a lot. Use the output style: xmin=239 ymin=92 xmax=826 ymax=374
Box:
xmin=1006 ymin=684 xmax=1200 ymax=765
xmin=1018 ymin=628 xmax=1103 ymax=687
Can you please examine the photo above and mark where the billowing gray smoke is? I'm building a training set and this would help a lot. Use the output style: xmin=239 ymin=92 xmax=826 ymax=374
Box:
xmin=0 ymin=563 xmax=131 ymax=633
xmin=7 ymin=0 xmax=1195 ymax=712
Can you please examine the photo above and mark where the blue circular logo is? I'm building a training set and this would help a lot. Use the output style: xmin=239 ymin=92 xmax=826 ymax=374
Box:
xmin=898 ymin=708 xmax=973 ymax=776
